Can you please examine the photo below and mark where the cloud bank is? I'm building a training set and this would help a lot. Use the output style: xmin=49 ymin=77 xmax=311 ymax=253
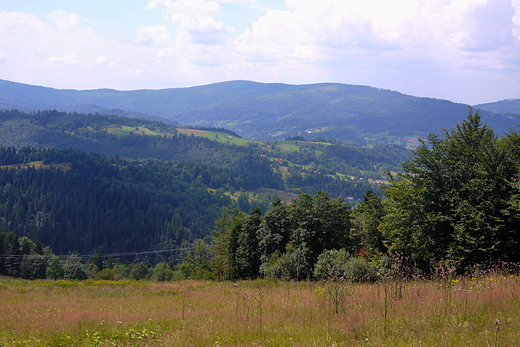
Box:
xmin=0 ymin=0 xmax=518 ymax=104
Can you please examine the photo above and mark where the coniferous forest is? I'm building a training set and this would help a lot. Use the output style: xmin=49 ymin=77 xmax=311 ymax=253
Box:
xmin=1 ymin=108 xmax=519 ymax=281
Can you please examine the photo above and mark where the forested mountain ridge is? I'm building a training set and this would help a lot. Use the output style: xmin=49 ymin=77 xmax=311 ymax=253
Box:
xmin=0 ymin=143 xmax=392 ymax=258
xmin=0 ymin=109 xmax=411 ymax=200
xmin=474 ymin=98 xmax=520 ymax=116
xmin=0 ymin=109 xmax=271 ymax=171
xmin=1 ymin=79 xmax=517 ymax=145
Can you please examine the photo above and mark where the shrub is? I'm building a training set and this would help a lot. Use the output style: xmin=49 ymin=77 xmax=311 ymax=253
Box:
xmin=95 ymin=268 xmax=120 ymax=280
xmin=153 ymin=262 xmax=174 ymax=282
xmin=113 ymin=264 xmax=130 ymax=279
xmin=63 ymin=261 xmax=88 ymax=280
xmin=266 ymin=244 xmax=310 ymax=280
xmin=347 ymin=257 xmax=378 ymax=282
xmin=46 ymin=256 xmax=64 ymax=280
xmin=88 ymin=264 xmax=99 ymax=279
xmin=129 ymin=263 xmax=149 ymax=280
xmin=314 ymin=249 xmax=350 ymax=280
xmin=20 ymin=255 xmax=47 ymax=280
xmin=314 ymin=249 xmax=378 ymax=282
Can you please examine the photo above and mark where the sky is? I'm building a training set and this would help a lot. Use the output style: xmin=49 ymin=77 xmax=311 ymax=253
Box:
xmin=0 ymin=0 xmax=519 ymax=105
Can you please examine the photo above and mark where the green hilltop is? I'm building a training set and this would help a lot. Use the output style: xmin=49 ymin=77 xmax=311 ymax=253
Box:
xmin=1 ymin=79 xmax=518 ymax=146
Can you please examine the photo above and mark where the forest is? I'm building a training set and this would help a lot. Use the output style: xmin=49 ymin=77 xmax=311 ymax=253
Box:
xmin=0 ymin=109 xmax=409 ymax=197
xmin=2 ymin=108 xmax=516 ymax=282
xmin=180 ymin=109 xmax=520 ymax=281
xmin=0 ymin=140 xmax=388 ymax=280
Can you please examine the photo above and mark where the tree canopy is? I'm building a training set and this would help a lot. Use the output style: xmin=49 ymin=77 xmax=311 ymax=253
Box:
xmin=381 ymin=108 xmax=520 ymax=269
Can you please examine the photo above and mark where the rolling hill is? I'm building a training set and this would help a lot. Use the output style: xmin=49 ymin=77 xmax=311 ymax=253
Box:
xmin=474 ymin=99 xmax=520 ymax=116
xmin=1 ymin=79 xmax=518 ymax=145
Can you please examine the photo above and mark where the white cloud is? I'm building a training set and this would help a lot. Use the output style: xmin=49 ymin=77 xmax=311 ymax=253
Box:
xmin=0 ymin=11 xmax=52 ymax=45
xmin=136 ymin=25 xmax=172 ymax=46
xmin=146 ymin=0 xmax=234 ymax=44
xmin=446 ymin=0 xmax=517 ymax=52
xmin=0 ymin=50 xmax=7 ymax=62
xmin=47 ymin=54 xmax=81 ymax=67
xmin=513 ymin=0 xmax=520 ymax=37
xmin=94 ymin=56 xmax=109 ymax=65
xmin=216 ymin=0 xmax=257 ymax=3
xmin=228 ymin=0 xmax=520 ymax=73
xmin=46 ymin=9 xmax=80 ymax=31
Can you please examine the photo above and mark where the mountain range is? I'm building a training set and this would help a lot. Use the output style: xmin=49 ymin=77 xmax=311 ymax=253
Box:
xmin=1 ymin=79 xmax=518 ymax=146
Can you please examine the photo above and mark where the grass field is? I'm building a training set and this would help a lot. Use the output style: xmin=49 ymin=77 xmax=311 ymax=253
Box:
xmin=106 ymin=126 xmax=164 ymax=136
xmin=103 ymin=125 xmax=333 ymax=157
xmin=0 ymin=161 xmax=71 ymax=171
xmin=257 ymin=188 xmax=299 ymax=204
xmin=1 ymin=271 xmax=519 ymax=346
xmin=176 ymin=128 xmax=332 ymax=154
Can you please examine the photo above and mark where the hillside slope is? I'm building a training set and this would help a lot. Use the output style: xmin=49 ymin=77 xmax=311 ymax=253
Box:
xmin=474 ymin=99 xmax=520 ymax=116
xmin=1 ymin=79 xmax=518 ymax=145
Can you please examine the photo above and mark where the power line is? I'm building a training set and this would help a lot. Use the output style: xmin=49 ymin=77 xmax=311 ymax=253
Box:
xmin=0 ymin=246 xmax=195 ymax=261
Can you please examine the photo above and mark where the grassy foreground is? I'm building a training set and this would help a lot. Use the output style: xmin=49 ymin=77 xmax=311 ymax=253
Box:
xmin=1 ymin=274 xmax=519 ymax=346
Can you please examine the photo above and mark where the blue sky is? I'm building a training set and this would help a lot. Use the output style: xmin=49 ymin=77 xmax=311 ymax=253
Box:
xmin=0 ymin=0 xmax=519 ymax=104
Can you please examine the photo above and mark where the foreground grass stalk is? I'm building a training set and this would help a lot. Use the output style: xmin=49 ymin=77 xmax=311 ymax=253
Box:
xmin=495 ymin=317 xmax=501 ymax=347
xmin=258 ymin=288 xmax=264 ymax=339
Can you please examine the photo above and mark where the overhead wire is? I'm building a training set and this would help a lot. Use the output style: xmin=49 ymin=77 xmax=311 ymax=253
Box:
xmin=0 ymin=246 xmax=195 ymax=261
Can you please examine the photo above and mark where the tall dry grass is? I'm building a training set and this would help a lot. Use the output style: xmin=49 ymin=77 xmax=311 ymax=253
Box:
xmin=0 ymin=274 xmax=519 ymax=346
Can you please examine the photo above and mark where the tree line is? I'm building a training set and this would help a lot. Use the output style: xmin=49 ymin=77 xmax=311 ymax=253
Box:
xmin=180 ymin=190 xmax=352 ymax=280
xmin=0 ymin=230 xmax=182 ymax=281
xmin=182 ymin=109 xmax=520 ymax=280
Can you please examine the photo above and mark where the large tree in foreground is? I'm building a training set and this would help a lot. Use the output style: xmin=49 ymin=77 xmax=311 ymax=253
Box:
xmin=288 ymin=190 xmax=352 ymax=271
xmin=382 ymin=108 xmax=520 ymax=269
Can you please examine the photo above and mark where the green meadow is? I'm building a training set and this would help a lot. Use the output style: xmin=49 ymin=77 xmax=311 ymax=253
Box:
xmin=1 ymin=271 xmax=519 ymax=346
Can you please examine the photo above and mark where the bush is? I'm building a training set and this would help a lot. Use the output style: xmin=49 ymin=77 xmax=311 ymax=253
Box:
xmin=172 ymin=270 xmax=186 ymax=281
xmin=314 ymin=249 xmax=378 ymax=282
xmin=63 ymin=256 xmax=88 ymax=281
xmin=95 ymin=268 xmax=120 ymax=280
xmin=347 ymin=257 xmax=378 ymax=282
xmin=20 ymin=255 xmax=47 ymax=280
xmin=88 ymin=264 xmax=99 ymax=279
xmin=314 ymin=249 xmax=350 ymax=280
xmin=113 ymin=264 xmax=129 ymax=279
xmin=129 ymin=263 xmax=149 ymax=280
xmin=153 ymin=262 xmax=174 ymax=282
xmin=46 ymin=256 xmax=64 ymax=280
xmin=266 ymin=245 xmax=310 ymax=280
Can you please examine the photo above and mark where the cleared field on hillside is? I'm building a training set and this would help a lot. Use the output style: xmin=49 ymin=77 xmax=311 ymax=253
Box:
xmin=0 ymin=161 xmax=71 ymax=171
